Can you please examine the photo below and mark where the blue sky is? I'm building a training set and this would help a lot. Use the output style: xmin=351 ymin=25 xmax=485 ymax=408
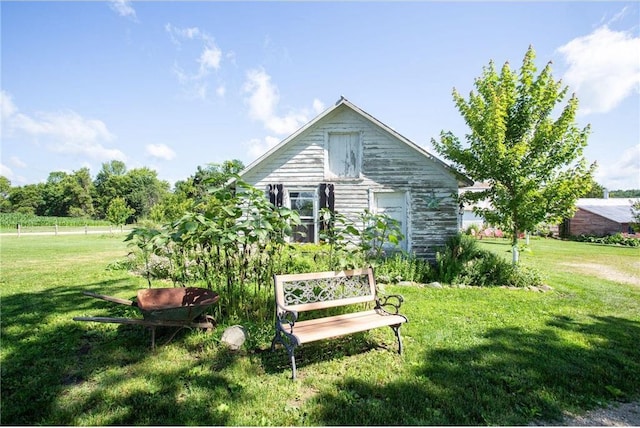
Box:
xmin=2 ymin=1 xmax=639 ymax=190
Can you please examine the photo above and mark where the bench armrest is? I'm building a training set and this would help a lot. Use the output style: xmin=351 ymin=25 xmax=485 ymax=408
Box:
xmin=375 ymin=294 xmax=404 ymax=315
xmin=276 ymin=302 xmax=298 ymax=331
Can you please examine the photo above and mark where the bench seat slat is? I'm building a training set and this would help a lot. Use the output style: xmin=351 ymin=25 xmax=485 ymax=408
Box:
xmin=279 ymin=309 xmax=406 ymax=344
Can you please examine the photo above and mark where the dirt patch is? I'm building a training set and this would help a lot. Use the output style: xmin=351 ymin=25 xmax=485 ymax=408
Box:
xmin=561 ymin=262 xmax=640 ymax=286
xmin=532 ymin=400 xmax=640 ymax=426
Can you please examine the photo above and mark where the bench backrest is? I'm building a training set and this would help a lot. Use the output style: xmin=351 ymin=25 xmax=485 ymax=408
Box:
xmin=274 ymin=267 xmax=376 ymax=312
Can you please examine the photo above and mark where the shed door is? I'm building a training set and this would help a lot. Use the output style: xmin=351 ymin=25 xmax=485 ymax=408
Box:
xmin=373 ymin=192 xmax=407 ymax=251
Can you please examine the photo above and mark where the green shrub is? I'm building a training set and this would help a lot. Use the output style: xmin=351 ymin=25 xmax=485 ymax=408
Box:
xmin=434 ymin=233 xmax=544 ymax=287
xmin=434 ymin=234 xmax=483 ymax=283
xmin=376 ymin=252 xmax=432 ymax=283
xmin=574 ymin=233 xmax=640 ymax=247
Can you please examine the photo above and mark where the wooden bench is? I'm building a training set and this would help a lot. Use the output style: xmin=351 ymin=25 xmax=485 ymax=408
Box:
xmin=270 ymin=267 xmax=408 ymax=379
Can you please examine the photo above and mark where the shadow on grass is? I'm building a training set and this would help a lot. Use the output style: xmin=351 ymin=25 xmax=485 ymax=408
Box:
xmin=259 ymin=332 xmax=385 ymax=377
xmin=1 ymin=282 xmax=245 ymax=425
xmin=307 ymin=315 xmax=640 ymax=425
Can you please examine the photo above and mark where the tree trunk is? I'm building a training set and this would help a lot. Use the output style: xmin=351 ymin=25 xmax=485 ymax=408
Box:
xmin=511 ymin=225 xmax=519 ymax=265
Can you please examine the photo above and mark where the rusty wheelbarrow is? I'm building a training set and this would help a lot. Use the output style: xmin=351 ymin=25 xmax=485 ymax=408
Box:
xmin=74 ymin=287 xmax=220 ymax=349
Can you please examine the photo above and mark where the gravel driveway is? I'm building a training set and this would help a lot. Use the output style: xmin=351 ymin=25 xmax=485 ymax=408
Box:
xmin=531 ymin=400 xmax=640 ymax=426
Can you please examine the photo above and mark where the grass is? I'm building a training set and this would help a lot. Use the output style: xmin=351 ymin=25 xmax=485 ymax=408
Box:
xmin=1 ymin=234 xmax=639 ymax=425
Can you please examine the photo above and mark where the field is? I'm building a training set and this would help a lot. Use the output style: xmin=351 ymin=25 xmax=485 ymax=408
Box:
xmin=1 ymin=233 xmax=639 ymax=425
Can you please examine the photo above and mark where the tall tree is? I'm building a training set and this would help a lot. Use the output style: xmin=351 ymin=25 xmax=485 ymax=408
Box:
xmin=125 ymin=167 xmax=170 ymax=221
xmin=632 ymin=201 xmax=640 ymax=232
xmin=8 ymin=183 xmax=45 ymax=215
xmin=106 ymin=197 xmax=134 ymax=230
xmin=0 ymin=176 xmax=12 ymax=212
xmin=93 ymin=161 xmax=130 ymax=218
xmin=175 ymin=160 xmax=245 ymax=202
xmin=582 ymin=178 xmax=605 ymax=198
xmin=432 ymin=46 xmax=595 ymax=262
xmin=42 ymin=169 xmax=95 ymax=217
xmin=42 ymin=171 xmax=71 ymax=216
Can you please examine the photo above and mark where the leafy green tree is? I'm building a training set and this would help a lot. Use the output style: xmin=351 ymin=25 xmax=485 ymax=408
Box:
xmin=432 ymin=46 xmax=595 ymax=262
xmin=125 ymin=167 xmax=170 ymax=221
xmin=8 ymin=183 xmax=45 ymax=215
xmin=42 ymin=171 xmax=69 ymax=216
xmin=611 ymin=189 xmax=640 ymax=198
xmin=71 ymin=167 xmax=95 ymax=217
xmin=93 ymin=160 xmax=130 ymax=218
xmin=42 ymin=169 xmax=95 ymax=217
xmin=0 ymin=176 xmax=12 ymax=212
xmin=106 ymin=197 xmax=134 ymax=230
xmin=582 ymin=178 xmax=606 ymax=198
xmin=174 ymin=160 xmax=244 ymax=203
xmin=632 ymin=200 xmax=640 ymax=232
xmin=149 ymin=192 xmax=192 ymax=223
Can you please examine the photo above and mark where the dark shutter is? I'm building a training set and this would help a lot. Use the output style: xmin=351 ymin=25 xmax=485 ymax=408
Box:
xmin=276 ymin=184 xmax=284 ymax=207
xmin=268 ymin=184 xmax=284 ymax=207
xmin=327 ymin=184 xmax=335 ymax=212
xmin=268 ymin=184 xmax=276 ymax=205
xmin=319 ymin=184 xmax=327 ymax=210
xmin=319 ymin=183 xmax=335 ymax=234
xmin=319 ymin=183 xmax=335 ymax=211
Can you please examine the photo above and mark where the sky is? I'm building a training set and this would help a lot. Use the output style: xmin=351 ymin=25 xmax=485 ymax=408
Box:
xmin=1 ymin=1 xmax=639 ymax=190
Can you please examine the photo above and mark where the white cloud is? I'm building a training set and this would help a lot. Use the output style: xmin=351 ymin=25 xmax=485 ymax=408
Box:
xmin=48 ymin=139 xmax=126 ymax=162
xmin=146 ymin=143 xmax=176 ymax=161
xmin=1 ymin=90 xmax=126 ymax=163
xmin=313 ymin=98 xmax=326 ymax=114
xmin=165 ymin=24 xmax=201 ymax=45
xmin=109 ymin=0 xmax=137 ymax=21
xmin=595 ymin=144 xmax=640 ymax=190
xmin=246 ymin=136 xmax=281 ymax=159
xmin=10 ymin=156 xmax=27 ymax=168
xmin=216 ymin=85 xmax=226 ymax=97
xmin=0 ymin=163 xmax=14 ymax=180
xmin=165 ymin=23 xmax=224 ymax=100
xmin=1 ymin=90 xmax=18 ymax=120
xmin=243 ymin=68 xmax=279 ymax=124
xmin=12 ymin=110 xmax=115 ymax=143
xmin=601 ymin=6 xmax=632 ymax=27
xmin=0 ymin=162 xmax=26 ymax=184
xmin=242 ymin=68 xmax=322 ymax=136
xmin=198 ymin=45 xmax=222 ymax=73
xmin=557 ymin=26 xmax=640 ymax=115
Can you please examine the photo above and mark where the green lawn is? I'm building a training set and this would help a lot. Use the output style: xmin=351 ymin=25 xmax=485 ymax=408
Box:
xmin=1 ymin=234 xmax=639 ymax=425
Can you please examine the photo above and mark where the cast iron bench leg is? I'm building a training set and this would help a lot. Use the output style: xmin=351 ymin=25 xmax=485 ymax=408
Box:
xmin=392 ymin=324 xmax=403 ymax=354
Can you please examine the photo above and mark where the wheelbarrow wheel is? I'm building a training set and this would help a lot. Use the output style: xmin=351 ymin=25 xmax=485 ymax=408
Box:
xmin=203 ymin=315 xmax=216 ymax=332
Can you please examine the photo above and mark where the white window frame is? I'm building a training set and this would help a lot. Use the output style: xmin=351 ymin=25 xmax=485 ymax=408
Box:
xmin=286 ymin=188 xmax=319 ymax=244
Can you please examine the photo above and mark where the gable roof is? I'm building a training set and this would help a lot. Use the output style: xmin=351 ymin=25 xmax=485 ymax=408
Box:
xmin=237 ymin=96 xmax=473 ymax=187
xmin=576 ymin=198 xmax=639 ymax=224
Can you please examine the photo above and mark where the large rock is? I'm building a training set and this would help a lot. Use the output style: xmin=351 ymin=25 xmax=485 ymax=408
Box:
xmin=221 ymin=325 xmax=247 ymax=351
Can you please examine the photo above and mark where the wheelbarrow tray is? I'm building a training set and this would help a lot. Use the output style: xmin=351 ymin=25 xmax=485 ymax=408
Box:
xmin=74 ymin=287 xmax=220 ymax=349
xmin=136 ymin=287 xmax=219 ymax=322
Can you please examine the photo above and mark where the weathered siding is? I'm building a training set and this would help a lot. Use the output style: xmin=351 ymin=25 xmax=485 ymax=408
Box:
xmin=569 ymin=208 xmax=629 ymax=236
xmin=241 ymin=104 xmax=459 ymax=259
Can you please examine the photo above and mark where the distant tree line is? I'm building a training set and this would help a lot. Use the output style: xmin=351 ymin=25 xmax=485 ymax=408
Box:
xmin=581 ymin=180 xmax=640 ymax=198
xmin=0 ymin=159 xmax=244 ymax=224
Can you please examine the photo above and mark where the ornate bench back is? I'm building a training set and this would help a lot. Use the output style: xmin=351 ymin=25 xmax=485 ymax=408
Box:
xmin=274 ymin=267 xmax=376 ymax=313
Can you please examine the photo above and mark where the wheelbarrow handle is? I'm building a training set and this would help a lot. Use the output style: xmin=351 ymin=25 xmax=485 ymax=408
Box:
xmin=82 ymin=291 xmax=135 ymax=306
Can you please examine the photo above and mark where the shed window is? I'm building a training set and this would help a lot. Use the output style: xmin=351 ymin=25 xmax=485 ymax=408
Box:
xmin=264 ymin=184 xmax=335 ymax=244
xmin=289 ymin=190 xmax=317 ymax=243
xmin=326 ymin=132 xmax=361 ymax=179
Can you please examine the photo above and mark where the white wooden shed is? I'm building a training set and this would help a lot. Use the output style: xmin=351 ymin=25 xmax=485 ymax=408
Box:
xmin=238 ymin=96 xmax=472 ymax=259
